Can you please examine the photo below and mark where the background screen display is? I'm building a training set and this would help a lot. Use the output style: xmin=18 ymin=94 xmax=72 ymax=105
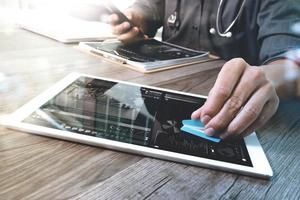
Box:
xmin=23 ymin=77 xmax=252 ymax=167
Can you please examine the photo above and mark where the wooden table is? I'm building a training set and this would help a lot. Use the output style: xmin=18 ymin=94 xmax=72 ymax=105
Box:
xmin=0 ymin=28 xmax=299 ymax=200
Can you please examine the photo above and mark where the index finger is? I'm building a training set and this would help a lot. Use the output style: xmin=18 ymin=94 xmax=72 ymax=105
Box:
xmin=200 ymin=58 xmax=248 ymax=123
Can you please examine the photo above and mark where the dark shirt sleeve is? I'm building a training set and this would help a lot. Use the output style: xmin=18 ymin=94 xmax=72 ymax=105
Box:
xmin=130 ymin=0 xmax=165 ymax=37
xmin=257 ymin=0 xmax=300 ymax=64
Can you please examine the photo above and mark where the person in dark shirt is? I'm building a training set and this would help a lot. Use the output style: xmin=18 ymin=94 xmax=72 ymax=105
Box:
xmin=109 ymin=0 xmax=300 ymax=140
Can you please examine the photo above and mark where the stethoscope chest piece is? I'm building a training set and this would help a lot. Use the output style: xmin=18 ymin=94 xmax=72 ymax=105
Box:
xmin=209 ymin=27 xmax=232 ymax=38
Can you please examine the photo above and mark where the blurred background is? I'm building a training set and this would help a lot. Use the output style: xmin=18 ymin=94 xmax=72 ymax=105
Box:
xmin=0 ymin=0 xmax=135 ymax=30
xmin=0 ymin=0 xmax=141 ymax=48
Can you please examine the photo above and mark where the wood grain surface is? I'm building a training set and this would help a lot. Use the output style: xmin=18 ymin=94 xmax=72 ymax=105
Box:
xmin=0 ymin=28 xmax=299 ymax=200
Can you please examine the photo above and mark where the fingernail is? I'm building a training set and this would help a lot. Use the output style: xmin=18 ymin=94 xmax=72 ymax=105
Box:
xmin=201 ymin=115 xmax=211 ymax=125
xmin=219 ymin=134 xmax=226 ymax=139
xmin=110 ymin=14 xmax=116 ymax=21
xmin=191 ymin=111 xmax=198 ymax=119
xmin=123 ymin=22 xmax=130 ymax=29
xmin=204 ymin=127 xmax=215 ymax=136
xmin=133 ymin=27 xmax=139 ymax=32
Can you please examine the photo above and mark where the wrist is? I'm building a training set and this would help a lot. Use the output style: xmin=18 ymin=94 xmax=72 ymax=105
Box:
xmin=262 ymin=59 xmax=300 ymax=99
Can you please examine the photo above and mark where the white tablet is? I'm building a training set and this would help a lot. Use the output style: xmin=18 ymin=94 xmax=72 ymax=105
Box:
xmin=3 ymin=73 xmax=273 ymax=179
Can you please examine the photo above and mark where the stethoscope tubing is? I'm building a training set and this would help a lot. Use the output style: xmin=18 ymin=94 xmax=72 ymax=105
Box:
xmin=215 ymin=0 xmax=247 ymax=37
xmin=168 ymin=0 xmax=247 ymax=38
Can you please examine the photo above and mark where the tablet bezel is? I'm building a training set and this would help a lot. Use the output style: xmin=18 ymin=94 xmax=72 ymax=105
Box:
xmin=3 ymin=73 xmax=273 ymax=179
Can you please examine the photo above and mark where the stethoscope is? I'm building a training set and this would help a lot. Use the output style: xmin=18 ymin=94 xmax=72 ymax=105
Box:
xmin=167 ymin=0 xmax=247 ymax=38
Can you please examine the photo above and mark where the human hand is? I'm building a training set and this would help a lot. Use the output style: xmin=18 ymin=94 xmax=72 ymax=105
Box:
xmin=191 ymin=58 xmax=280 ymax=140
xmin=108 ymin=10 xmax=148 ymax=43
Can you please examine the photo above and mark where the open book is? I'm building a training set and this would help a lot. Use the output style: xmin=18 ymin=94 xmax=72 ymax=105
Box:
xmin=79 ymin=39 xmax=214 ymax=73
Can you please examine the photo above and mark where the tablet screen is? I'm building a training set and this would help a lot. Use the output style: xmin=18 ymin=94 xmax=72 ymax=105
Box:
xmin=87 ymin=39 xmax=206 ymax=62
xmin=22 ymin=77 xmax=252 ymax=167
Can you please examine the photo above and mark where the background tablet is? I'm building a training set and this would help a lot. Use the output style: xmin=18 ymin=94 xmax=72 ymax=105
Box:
xmin=79 ymin=40 xmax=211 ymax=73
xmin=3 ymin=73 xmax=273 ymax=179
